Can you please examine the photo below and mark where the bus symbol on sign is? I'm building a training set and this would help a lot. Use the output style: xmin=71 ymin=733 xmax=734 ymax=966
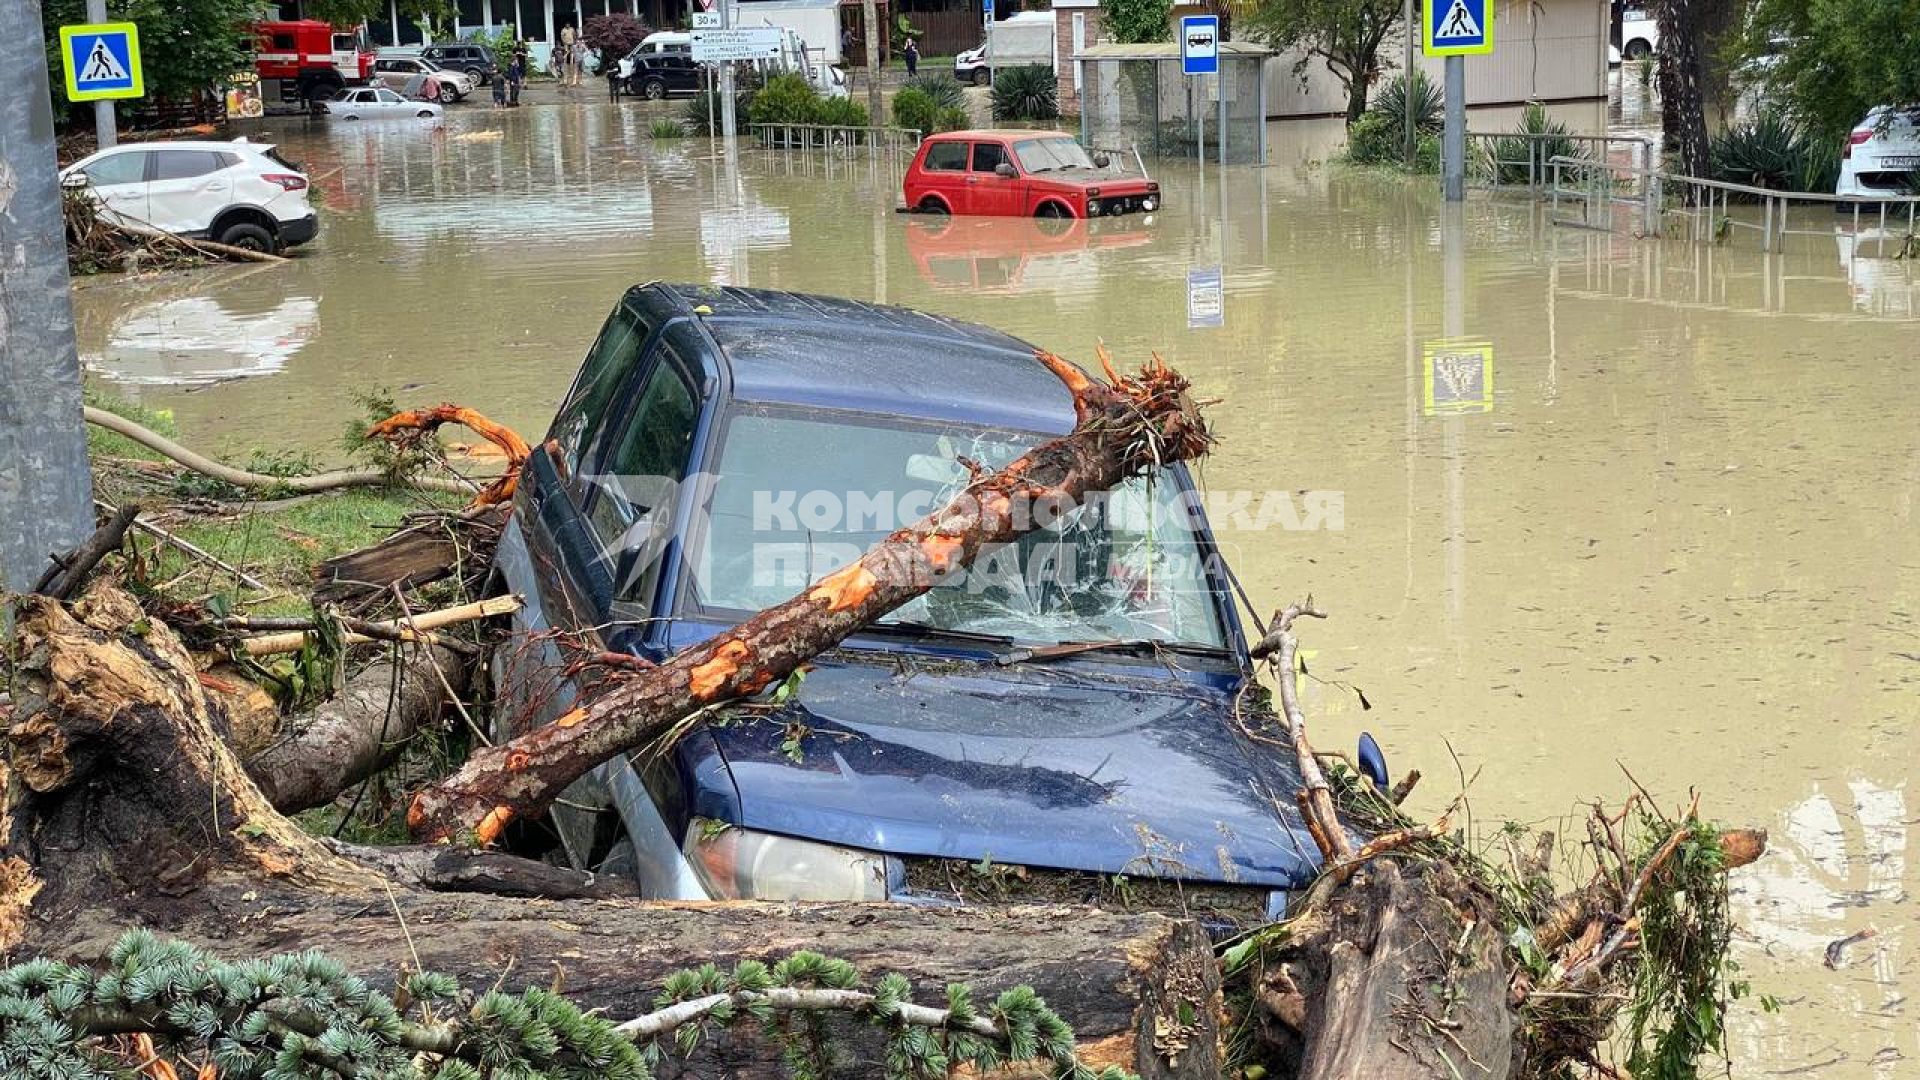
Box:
xmin=1180 ymin=15 xmax=1218 ymax=76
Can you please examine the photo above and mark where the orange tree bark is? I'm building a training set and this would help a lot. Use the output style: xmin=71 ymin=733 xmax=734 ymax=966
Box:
xmin=407 ymin=350 xmax=1214 ymax=843
xmin=367 ymin=403 xmax=532 ymax=507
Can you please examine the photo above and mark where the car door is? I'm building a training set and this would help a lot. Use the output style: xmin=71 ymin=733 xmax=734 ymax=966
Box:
xmin=666 ymin=55 xmax=701 ymax=94
xmin=72 ymin=149 xmax=150 ymax=228
xmin=967 ymin=141 xmax=1023 ymax=216
xmin=915 ymin=139 xmax=969 ymax=212
xmin=374 ymin=88 xmax=411 ymax=112
xmin=145 ymin=149 xmax=235 ymax=234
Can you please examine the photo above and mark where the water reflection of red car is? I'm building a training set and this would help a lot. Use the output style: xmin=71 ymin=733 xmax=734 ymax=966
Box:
xmin=905 ymin=215 xmax=1153 ymax=293
xmin=903 ymin=130 xmax=1160 ymax=219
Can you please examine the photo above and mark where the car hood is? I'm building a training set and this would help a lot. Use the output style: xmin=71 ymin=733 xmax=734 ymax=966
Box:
xmin=1032 ymin=168 xmax=1155 ymax=191
xmin=697 ymin=653 xmax=1324 ymax=889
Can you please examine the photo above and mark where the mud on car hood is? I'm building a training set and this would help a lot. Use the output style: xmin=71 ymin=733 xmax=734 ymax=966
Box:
xmin=694 ymin=653 xmax=1324 ymax=889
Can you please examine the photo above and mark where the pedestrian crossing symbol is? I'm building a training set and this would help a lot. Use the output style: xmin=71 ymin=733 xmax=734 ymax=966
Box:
xmin=60 ymin=22 xmax=144 ymax=101
xmin=1425 ymin=0 xmax=1493 ymax=56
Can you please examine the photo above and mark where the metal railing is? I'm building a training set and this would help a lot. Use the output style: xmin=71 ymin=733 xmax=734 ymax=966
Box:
xmin=749 ymin=123 xmax=921 ymax=153
xmin=1547 ymin=155 xmax=1920 ymax=254
xmin=1466 ymin=132 xmax=1655 ymax=197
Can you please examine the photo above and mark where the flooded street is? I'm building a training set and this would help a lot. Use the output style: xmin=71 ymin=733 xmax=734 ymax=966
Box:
xmin=75 ymin=104 xmax=1920 ymax=1075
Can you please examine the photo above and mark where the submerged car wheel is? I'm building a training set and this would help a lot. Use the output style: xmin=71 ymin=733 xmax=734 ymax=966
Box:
xmin=1035 ymin=201 xmax=1071 ymax=219
xmin=917 ymin=196 xmax=949 ymax=215
xmin=217 ymin=222 xmax=275 ymax=253
xmin=438 ymin=84 xmax=459 ymax=104
xmin=417 ymin=109 xmax=437 ymax=118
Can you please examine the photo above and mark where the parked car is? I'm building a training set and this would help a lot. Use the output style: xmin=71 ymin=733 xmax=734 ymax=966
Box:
xmin=491 ymin=284 xmax=1364 ymax=926
xmin=954 ymin=10 xmax=1054 ymax=86
xmin=623 ymin=52 xmax=702 ymax=99
xmin=321 ymin=86 xmax=443 ymax=119
xmin=1837 ymin=107 xmax=1920 ymax=202
xmin=372 ymin=56 xmax=475 ymax=102
xmin=421 ymin=41 xmax=500 ymax=84
xmin=1609 ymin=5 xmax=1657 ymax=63
xmin=59 ymin=139 xmax=317 ymax=253
xmin=904 ymin=130 xmax=1160 ymax=218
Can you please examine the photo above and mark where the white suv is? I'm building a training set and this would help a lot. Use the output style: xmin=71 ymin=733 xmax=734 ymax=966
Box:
xmin=1837 ymin=107 xmax=1920 ymax=201
xmin=60 ymin=139 xmax=318 ymax=254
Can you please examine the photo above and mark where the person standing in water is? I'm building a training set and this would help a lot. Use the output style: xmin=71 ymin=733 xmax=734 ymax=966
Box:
xmin=559 ymin=23 xmax=578 ymax=87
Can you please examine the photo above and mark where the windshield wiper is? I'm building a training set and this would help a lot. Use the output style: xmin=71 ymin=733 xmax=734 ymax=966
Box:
xmin=993 ymin=638 xmax=1225 ymax=666
xmin=861 ymin=621 xmax=1016 ymax=647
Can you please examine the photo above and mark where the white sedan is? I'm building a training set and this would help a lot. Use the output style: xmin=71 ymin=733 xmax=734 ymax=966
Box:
xmin=372 ymin=56 xmax=475 ymax=103
xmin=323 ymin=87 xmax=444 ymax=120
xmin=1838 ymin=107 xmax=1920 ymax=201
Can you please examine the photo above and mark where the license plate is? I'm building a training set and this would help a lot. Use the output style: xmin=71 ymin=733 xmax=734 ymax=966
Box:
xmin=1880 ymin=155 xmax=1920 ymax=168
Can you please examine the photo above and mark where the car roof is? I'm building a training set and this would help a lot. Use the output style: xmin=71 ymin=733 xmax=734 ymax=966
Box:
xmin=66 ymin=139 xmax=276 ymax=171
xmin=640 ymin=284 xmax=1077 ymax=433
xmin=926 ymin=129 xmax=1074 ymax=142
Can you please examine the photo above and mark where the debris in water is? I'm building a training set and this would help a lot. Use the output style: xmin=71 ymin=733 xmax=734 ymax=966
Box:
xmin=1824 ymin=925 xmax=1878 ymax=969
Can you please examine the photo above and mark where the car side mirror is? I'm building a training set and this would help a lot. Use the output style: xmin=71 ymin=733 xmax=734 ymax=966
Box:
xmin=1093 ymin=152 xmax=1112 ymax=168
xmin=994 ymin=162 xmax=1016 ymax=179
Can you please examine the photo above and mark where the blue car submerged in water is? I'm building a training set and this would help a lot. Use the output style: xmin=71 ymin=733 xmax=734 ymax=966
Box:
xmin=492 ymin=284 xmax=1337 ymax=928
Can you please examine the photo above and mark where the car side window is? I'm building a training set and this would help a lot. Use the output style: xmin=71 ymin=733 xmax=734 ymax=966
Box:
xmin=354 ymin=90 xmax=374 ymax=102
xmin=82 ymin=151 xmax=147 ymax=187
xmin=971 ymin=142 xmax=1009 ymax=172
xmin=924 ymin=141 xmax=968 ymax=171
xmin=549 ymin=302 xmax=655 ymax=489
xmin=151 ymin=150 xmax=222 ymax=181
xmin=587 ymin=353 xmax=699 ymax=602
xmin=377 ymin=89 xmax=402 ymax=101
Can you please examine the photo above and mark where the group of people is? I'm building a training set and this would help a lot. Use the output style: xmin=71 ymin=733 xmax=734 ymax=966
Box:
xmin=491 ymin=39 xmax=529 ymax=107
xmin=486 ymin=26 xmax=589 ymax=109
xmin=552 ymin=23 xmax=590 ymax=88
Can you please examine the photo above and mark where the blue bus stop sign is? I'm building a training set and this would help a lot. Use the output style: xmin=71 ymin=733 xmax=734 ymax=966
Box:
xmin=1181 ymin=15 xmax=1218 ymax=76
xmin=1425 ymin=0 xmax=1493 ymax=56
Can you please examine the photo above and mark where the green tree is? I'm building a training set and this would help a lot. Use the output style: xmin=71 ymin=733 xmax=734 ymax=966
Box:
xmin=303 ymin=0 xmax=385 ymax=28
xmin=1101 ymin=0 xmax=1172 ymax=45
xmin=1245 ymin=0 xmax=1404 ymax=124
xmin=1738 ymin=0 xmax=1920 ymax=143
xmin=42 ymin=0 xmax=265 ymax=108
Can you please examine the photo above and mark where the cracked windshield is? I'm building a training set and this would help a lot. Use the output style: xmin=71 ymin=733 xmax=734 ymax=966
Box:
xmin=5 ymin=0 xmax=1920 ymax=1077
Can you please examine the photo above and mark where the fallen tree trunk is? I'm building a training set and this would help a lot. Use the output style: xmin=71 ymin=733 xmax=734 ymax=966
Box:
xmin=313 ymin=503 xmax=511 ymax=601
xmin=2 ymin=587 xmax=1216 ymax=1078
xmin=243 ymin=643 xmax=470 ymax=813
xmin=407 ymin=351 xmax=1214 ymax=843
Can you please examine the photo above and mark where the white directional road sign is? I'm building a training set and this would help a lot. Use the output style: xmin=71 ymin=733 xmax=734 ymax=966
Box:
xmin=692 ymin=28 xmax=784 ymax=62
xmin=1181 ymin=15 xmax=1218 ymax=76
xmin=1425 ymin=0 xmax=1493 ymax=56
xmin=60 ymin=22 xmax=144 ymax=101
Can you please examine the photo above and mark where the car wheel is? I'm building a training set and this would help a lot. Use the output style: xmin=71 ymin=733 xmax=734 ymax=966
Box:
xmin=643 ymin=79 xmax=667 ymax=100
xmin=467 ymin=67 xmax=488 ymax=84
xmin=439 ymin=84 xmax=459 ymax=104
xmin=418 ymin=109 xmax=437 ymax=118
xmin=1035 ymin=201 xmax=1070 ymax=219
xmin=1624 ymin=39 xmax=1651 ymax=61
xmin=917 ymin=196 xmax=949 ymax=214
xmin=217 ymin=222 xmax=276 ymax=253
xmin=972 ymin=68 xmax=990 ymax=87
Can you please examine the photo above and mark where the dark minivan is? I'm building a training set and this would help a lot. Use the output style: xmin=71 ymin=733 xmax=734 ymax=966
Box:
xmin=491 ymin=284 xmax=1343 ymax=930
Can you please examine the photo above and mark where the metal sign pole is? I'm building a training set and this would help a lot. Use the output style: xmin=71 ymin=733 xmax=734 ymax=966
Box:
xmin=84 ymin=0 xmax=115 ymax=148
xmin=1443 ymin=54 xmax=1464 ymax=200
xmin=1401 ymin=0 xmax=1413 ymax=167
xmin=0 ymin=0 xmax=95 ymax=591
xmin=719 ymin=0 xmax=738 ymax=145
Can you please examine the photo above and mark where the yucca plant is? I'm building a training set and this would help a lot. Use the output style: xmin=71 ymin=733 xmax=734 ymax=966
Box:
xmin=1483 ymin=101 xmax=1583 ymax=185
xmin=681 ymin=88 xmax=750 ymax=136
xmin=1710 ymin=111 xmax=1841 ymax=194
xmin=902 ymin=72 xmax=966 ymax=112
xmin=1371 ymin=68 xmax=1443 ymax=138
xmin=989 ymin=64 xmax=1058 ymax=123
xmin=650 ymin=117 xmax=686 ymax=139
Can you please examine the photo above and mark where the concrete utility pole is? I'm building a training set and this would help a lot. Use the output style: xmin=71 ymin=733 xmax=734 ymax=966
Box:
xmin=0 ymin=0 xmax=96 ymax=591
xmin=719 ymin=0 xmax=737 ymax=145
xmin=861 ymin=0 xmax=882 ymax=126
xmin=85 ymin=0 xmax=116 ymax=148
xmin=1442 ymin=53 xmax=1464 ymax=201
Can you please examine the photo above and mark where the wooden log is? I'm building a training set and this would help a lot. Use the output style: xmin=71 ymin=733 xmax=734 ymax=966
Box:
xmin=244 ymin=644 xmax=470 ymax=813
xmin=32 ymin=501 xmax=140 ymax=599
xmin=407 ymin=350 xmax=1215 ymax=844
xmin=36 ymin=882 xmax=1221 ymax=1080
xmin=313 ymin=503 xmax=511 ymax=601
xmin=236 ymin=595 xmax=521 ymax=656
xmin=317 ymin=839 xmax=642 ymax=900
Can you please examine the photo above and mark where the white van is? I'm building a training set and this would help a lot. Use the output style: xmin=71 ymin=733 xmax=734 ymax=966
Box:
xmin=954 ymin=11 xmax=1054 ymax=86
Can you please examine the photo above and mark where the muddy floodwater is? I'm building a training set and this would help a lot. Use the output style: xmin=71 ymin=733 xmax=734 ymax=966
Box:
xmin=74 ymin=104 xmax=1920 ymax=1075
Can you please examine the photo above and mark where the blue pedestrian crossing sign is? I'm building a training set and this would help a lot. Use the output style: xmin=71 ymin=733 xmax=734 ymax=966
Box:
xmin=1424 ymin=0 xmax=1493 ymax=56
xmin=60 ymin=22 xmax=144 ymax=102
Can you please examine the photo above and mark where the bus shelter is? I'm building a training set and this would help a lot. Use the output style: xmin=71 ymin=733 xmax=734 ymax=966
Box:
xmin=1075 ymin=41 xmax=1273 ymax=166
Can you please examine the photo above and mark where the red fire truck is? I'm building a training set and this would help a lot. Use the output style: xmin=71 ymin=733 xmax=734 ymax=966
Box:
xmin=253 ymin=20 xmax=376 ymax=109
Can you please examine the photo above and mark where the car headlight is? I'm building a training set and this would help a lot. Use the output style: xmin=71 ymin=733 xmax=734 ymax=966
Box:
xmin=1141 ymin=195 xmax=1158 ymax=211
xmin=1086 ymin=198 xmax=1101 ymax=215
xmin=683 ymin=818 xmax=889 ymax=901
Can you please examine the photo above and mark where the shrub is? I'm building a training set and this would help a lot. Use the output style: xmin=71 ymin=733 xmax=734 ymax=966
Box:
xmin=682 ymin=88 xmax=752 ymax=135
xmin=815 ymin=96 xmax=870 ymax=129
xmin=990 ymin=64 xmax=1058 ymax=123
xmin=1482 ymin=101 xmax=1583 ymax=184
xmin=902 ymin=72 xmax=966 ymax=112
xmin=1710 ymin=111 xmax=1842 ymax=193
xmin=747 ymin=73 xmax=822 ymax=125
xmin=1345 ymin=111 xmax=1399 ymax=166
xmin=893 ymin=87 xmax=937 ymax=134
xmin=1372 ymin=69 xmax=1442 ymax=138
xmin=650 ymin=117 xmax=686 ymax=139
xmin=936 ymin=105 xmax=971 ymax=132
